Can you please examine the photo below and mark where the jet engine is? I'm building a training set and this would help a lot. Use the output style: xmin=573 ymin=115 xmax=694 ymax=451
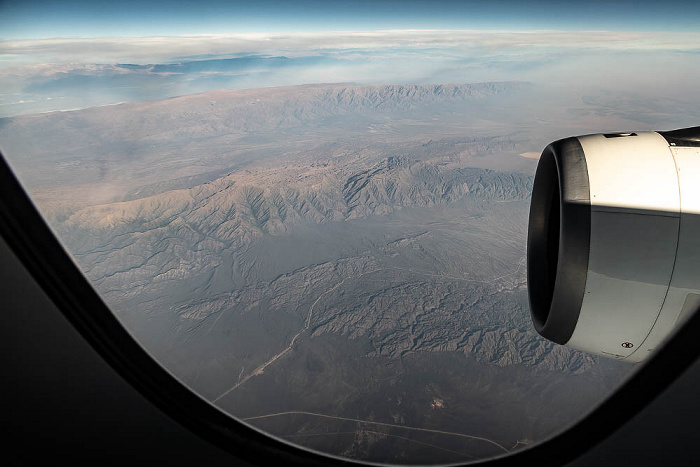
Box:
xmin=527 ymin=127 xmax=700 ymax=362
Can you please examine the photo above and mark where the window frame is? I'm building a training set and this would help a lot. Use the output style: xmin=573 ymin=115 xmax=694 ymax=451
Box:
xmin=1 ymin=150 xmax=699 ymax=467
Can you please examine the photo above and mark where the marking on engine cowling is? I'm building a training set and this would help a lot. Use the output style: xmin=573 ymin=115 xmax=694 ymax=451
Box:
xmin=621 ymin=342 xmax=634 ymax=348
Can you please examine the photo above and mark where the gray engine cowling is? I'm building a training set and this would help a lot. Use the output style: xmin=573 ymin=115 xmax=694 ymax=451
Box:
xmin=527 ymin=128 xmax=700 ymax=362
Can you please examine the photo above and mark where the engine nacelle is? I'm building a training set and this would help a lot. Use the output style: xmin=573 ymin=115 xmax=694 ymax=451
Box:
xmin=527 ymin=127 xmax=700 ymax=362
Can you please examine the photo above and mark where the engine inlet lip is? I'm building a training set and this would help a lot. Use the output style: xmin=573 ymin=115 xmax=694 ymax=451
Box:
xmin=527 ymin=137 xmax=591 ymax=344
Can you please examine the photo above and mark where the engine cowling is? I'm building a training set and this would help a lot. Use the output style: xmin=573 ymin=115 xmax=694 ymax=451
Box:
xmin=527 ymin=127 xmax=700 ymax=362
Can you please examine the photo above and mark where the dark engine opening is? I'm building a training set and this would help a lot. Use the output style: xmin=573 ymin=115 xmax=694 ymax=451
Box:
xmin=527 ymin=148 xmax=561 ymax=331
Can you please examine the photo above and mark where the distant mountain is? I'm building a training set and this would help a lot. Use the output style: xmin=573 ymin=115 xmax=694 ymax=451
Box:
xmin=0 ymin=82 xmax=528 ymax=155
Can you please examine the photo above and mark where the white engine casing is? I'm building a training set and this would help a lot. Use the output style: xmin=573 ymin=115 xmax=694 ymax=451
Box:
xmin=527 ymin=128 xmax=700 ymax=362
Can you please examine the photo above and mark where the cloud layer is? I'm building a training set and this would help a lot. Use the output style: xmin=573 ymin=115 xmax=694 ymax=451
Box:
xmin=1 ymin=30 xmax=699 ymax=117
xmin=3 ymin=30 xmax=700 ymax=64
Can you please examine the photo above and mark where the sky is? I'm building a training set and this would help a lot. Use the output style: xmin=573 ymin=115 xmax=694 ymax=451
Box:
xmin=0 ymin=0 xmax=699 ymax=117
xmin=2 ymin=0 xmax=700 ymax=39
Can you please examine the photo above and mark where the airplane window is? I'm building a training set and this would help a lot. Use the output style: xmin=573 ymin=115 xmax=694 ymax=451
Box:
xmin=1 ymin=1 xmax=699 ymax=464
